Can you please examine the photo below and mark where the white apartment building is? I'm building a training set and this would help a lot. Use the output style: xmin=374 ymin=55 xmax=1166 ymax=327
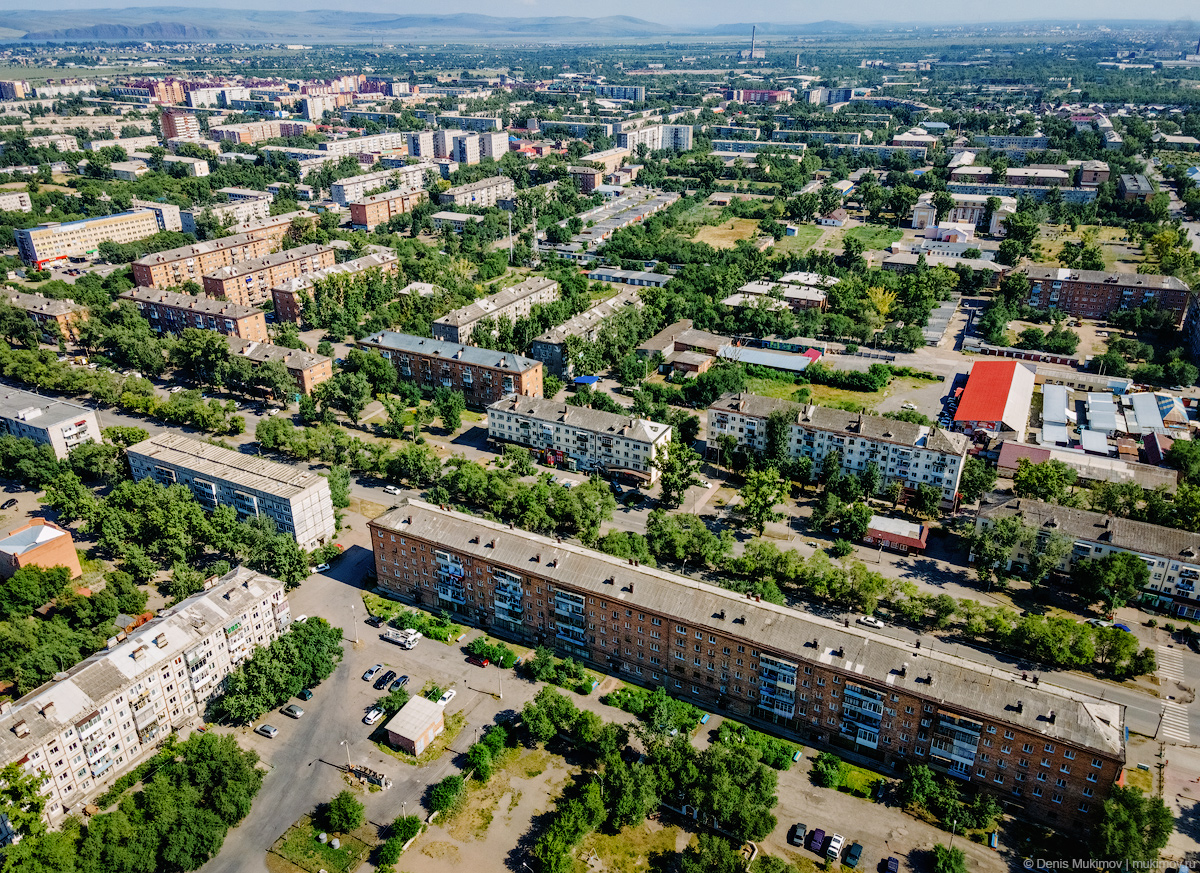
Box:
xmin=127 ymin=433 xmax=336 ymax=549
xmin=317 ymin=132 xmax=408 ymax=158
xmin=452 ymin=133 xmax=480 ymax=165
xmin=707 ymin=393 xmax=970 ymax=507
xmin=479 ymin=131 xmax=509 ymax=160
xmin=438 ymin=175 xmax=515 ymax=208
xmin=434 ymin=129 xmax=466 ymax=159
xmin=406 ymin=130 xmax=435 ymax=157
xmin=0 ymin=190 xmax=33 ymax=212
xmin=329 ymin=165 xmax=429 ymax=205
xmin=615 ymin=124 xmax=693 ymax=152
xmin=487 ymin=394 xmax=671 ymax=483
xmin=181 ymin=196 xmax=272 ymax=235
xmin=0 ymin=389 xmax=98 ymax=459
xmin=432 ymin=276 xmax=558 ymax=344
xmin=977 ymin=498 xmax=1200 ymax=619
xmin=0 ymin=567 xmax=290 ymax=827
xmin=15 ymin=211 xmax=162 ymax=265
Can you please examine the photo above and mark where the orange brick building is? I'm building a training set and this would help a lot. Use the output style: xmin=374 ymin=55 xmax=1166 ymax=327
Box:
xmin=348 ymin=189 xmax=428 ymax=231
xmin=0 ymin=520 xmax=82 ymax=579
xmin=271 ymin=251 xmax=400 ymax=323
xmin=201 ymin=244 xmax=336 ymax=307
xmin=120 ymin=287 xmax=268 ymax=341
xmin=5 ymin=290 xmax=88 ymax=341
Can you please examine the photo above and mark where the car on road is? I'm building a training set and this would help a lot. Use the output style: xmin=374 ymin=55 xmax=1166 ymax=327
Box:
xmin=857 ymin=615 xmax=885 ymax=629
xmin=255 ymin=724 xmax=279 ymax=738
xmin=281 ymin=704 xmax=304 ymax=719
xmin=1086 ymin=618 xmax=1113 ymax=628
xmin=467 ymin=656 xmax=490 ymax=668
xmin=437 ymin=688 xmax=456 ymax=706
xmin=845 ymin=842 xmax=863 ymax=868
xmin=374 ymin=670 xmax=397 ymax=690
xmin=1 ymin=498 xmax=17 ymax=510
xmin=363 ymin=707 xmax=385 ymax=725
xmin=383 ymin=485 xmax=403 ymax=496
xmin=363 ymin=664 xmax=383 ymax=681
xmin=610 ymin=481 xmax=624 ymax=495
xmin=297 ymin=688 xmax=313 ymax=701
xmin=901 ymin=402 xmax=917 ymax=410
xmin=827 ymin=834 xmax=845 ymax=860
xmin=313 ymin=563 xmax=330 ymax=573
xmin=788 ymin=823 xmax=807 ymax=847
xmin=388 ymin=675 xmax=409 ymax=693
xmin=558 ymin=478 xmax=575 ymax=489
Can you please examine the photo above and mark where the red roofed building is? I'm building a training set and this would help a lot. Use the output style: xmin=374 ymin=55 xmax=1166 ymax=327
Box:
xmin=863 ymin=515 xmax=928 ymax=554
xmin=954 ymin=360 xmax=1036 ymax=436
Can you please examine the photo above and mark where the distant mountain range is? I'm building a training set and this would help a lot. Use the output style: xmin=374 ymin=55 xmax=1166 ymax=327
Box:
xmin=8 ymin=9 xmax=866 ymax=42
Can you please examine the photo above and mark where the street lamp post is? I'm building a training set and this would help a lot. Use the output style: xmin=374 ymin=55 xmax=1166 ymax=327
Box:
xmin=948 ymin=819 xmax=957 ymax=852
xmin=350 ymin=604 xmax=359 ymax=644
xmin=340 ymin=740 xmax=352 ymax=773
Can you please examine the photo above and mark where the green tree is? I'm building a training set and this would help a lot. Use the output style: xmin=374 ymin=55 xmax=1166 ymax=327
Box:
xmin=653 ymin=439 xmax=704 ymax=508
xmin=737 ymin=469 xmax=787 ymax=535
xmin=1075 ymin=551 xmax=1150 ymax=614
xmin=466 ymin=743 xmax=493 ymax=781
xmin=1095 ymin=786 xmax=1173 ymax=866
xmin=912 ymin=483 xmax=943 ymax=518
xmin=681 ymin=834 xmax=744 ymax=873
xmin=968 ymin=515 xmax=1030 ymax=589
xmin=0 ymin=762 xmax=47 ymax=839
xmin=325 ymin=789 xmax=365 ymax=832
xmin=810 ymin=752 xmax=848 ymax=789
xmin=958 ymin=457 xmax=997 ymax=504
xmin=1026 ymin=530 xmax=1072 ymax=585
xmin=932 ymin=843 xmax=967 ymax=873
xmin=318 ymin=371 xmax=372 ymax=425
xmin=1012 ymin=458 xmax=1076 ymax=503
xmin=430 ymin=775 xmax=464 ymax=812
xmin=432 ymin=387 xmax=466 ymax=433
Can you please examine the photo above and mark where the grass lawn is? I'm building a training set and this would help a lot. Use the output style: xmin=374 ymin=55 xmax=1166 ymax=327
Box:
xmin=1123 ymin=766 xmax=1153 ymax=792
xmin=577 ymin=819 xmax=685 ymax=873
xmin=807 ymin=376 xmax=927 ymax=413
xmin=692 ymin=217 xmax=762 ymax=249
xmin=360 ymin=592 xmax=465 ymax=643
xmin=839 ymin=761 xmax=883 ymax=799
xmin=1033 ymin=224 xmax=1143 ymax=272
xmin=675 ymin=201 xmax=720 ymax=224
xmin=771 ymin=224 xmax=825 ymax=254
xmin=267 ymin=814 xmax=370 ymax=873
xmin=374 ymin=710 xmax=467 ymax=766
xmin=442 ymin=747 xmax=552 ymax=842
xmin=844 ymin=225 xmax=903 ymax=250
xmin=746 ymin=377 xmax=808 ymax=402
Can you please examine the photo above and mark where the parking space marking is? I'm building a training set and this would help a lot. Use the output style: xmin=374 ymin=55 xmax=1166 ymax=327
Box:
xmin=1161 ymin=702 xmax=1191 ymax=744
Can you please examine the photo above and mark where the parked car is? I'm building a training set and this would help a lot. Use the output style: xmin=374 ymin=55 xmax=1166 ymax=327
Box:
xmin=363 ymin=707 xmax=385 ymax=725
xmin=437 ymin=688 xmax=456 ymax=706
xmin=388 ymin=675 xmax=409 ymax=693
xmin=1 ymin=498 xmax=17 ymax=510
xmin=297 ymin=688 xmax=313 ymax=701
xmin=827 ymin=834 xmax=845 ymax=860
xmin=313 ymin=563 xmax=330 ymax=573
xmin=809 ymin=828 xmax=825 ymax=854
xmin=294 ymin=615 xmax=308 ymax=624
xmin=384 ymin=485 xmax=403 ymax=496
xmin=367 ymin=615 xmax=386 ymax=628
xmin=901 ymin=402 xmax=916 ymax=410
xmin=788 ymin=823 xmax=807 ymax=847
xmin=255 ymin=724 xmax=279 ymax=738
xmin=845 ymin=842 xmax=863 ymax=868
xmin=857 ymin=616 xmax=885 ymax=629
xmin=467 ymin=656 xmax=490 ymax=668
xmin=374 ymin=670 xmax=397 ymax=690
xmin=281 ymin=704 xmax=304 ymax=719
xmin=168 ymin=385 xmax=184 ymax=393
xmin=363 ymin=664 xmax=383 ymax=681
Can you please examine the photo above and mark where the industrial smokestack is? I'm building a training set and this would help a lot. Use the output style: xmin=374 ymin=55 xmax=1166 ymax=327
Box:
xmin=751 ymin=25 xmax=756 ymax=57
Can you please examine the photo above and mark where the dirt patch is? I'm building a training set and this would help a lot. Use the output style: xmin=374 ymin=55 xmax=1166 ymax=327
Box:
xmin=578 ymin=818 xmax=684 ymax=873
xmin=692 ymin=218 xmax=761 ymax=249
xmin=420 ymin=840 xmax=461 ymax=860
xmin=442 ymin=747 xmax=566 ymax=844
xmin=347 ymin=496 xmax=387 ymax=519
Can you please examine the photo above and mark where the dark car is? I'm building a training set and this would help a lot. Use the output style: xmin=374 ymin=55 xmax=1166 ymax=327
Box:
xmin=809 ymin=828 xmax=826 ymax=854
xmin=845 ymin=842 xmax=863 ymax=868
xmin=297 ymin=688 xmax=313 ymax=701
xmin=367 ymin=615 xmax=385 ymax=628
xmin=388 ymin=675 xmax=409 ymax=693
xmin=1 ymin=498 xmax=17 ymax=510
xmin=467 ymin=656 xmax=490 ymax=668
xmin=374 ymin=669 xmax=397 ymax=690
xmin=788 ymin=823 xmax=807 ymax=847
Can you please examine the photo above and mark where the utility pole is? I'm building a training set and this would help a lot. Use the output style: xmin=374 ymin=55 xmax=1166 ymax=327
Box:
xmin=507 ymin=211 xmax=513 ymax=264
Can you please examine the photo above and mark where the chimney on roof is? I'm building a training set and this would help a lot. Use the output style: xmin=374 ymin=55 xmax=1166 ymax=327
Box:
xmin=13 ymin=720 xmax=29 ymax=738
xmin=900 ymin=663 xmax=908 ymax=677
xmin=926 ymin=674 xmax=933 ymax=685
xmin=628 ymin=582 xmax=635 ymax=593
xmin=1049 ymin=710 xmax=1056 ymax=724
xmin=0 ymin=701 xmax=10 ymax=716
xmin=1017 ymin=700 xmax=1024 ymax=713
xmin=41 ymin=701 xmax=56 ymax=720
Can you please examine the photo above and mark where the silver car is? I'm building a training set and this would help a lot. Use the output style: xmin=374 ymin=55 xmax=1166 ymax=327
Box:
xmin=255 ymin=724 xmax=279 ymax=738
xmin=281 ymin=704 xmax=304 ymax=719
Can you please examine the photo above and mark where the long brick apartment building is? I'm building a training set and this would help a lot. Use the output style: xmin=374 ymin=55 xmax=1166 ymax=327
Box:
xmin=350 ymin=189 xmax=429 ymax=231
xmin=201 ymin=244 xmax=336 ymax=307
xmin=120 ymin=287 xmax=268 ymax=341
xmin=358 ymin=332 xmax=543 ymax=405
xmin=370 ymin=499 xmax=1124 ymax=831
xmin=4 ymin=290 xmax=88 ymax=341
xmin=1021 ymin=267 xmax=1192 ymax=326
xmin=272 ymin=251 xmax=400 ymax=323
xmin=225 ymin=336 xmax=333 ymax=395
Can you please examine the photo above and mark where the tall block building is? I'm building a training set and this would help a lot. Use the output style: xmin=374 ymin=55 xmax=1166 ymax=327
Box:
xmin=131 ymin=221 xmax=299 ymax=288
xmin=357 ymin=332 xmax=543 ymax=405
xmin=160 ymin=109 xmax=201 ymax=140
xmin=181 ymin=196 xmax=272 ymax=235
xmin=528 ymin=285 xmax=643 ymax=376
xmin=708 ymin=394 xmax=970 ymax=507
xmin=0 ymin=389 xmax=98 ymax=459
xmin=120 ymin=287 xmax=268 ymax=342
xmin=0 ymin=568 xmax=291 ymax=827
xmin=128 ymin=434 xmax=335 ymax=549
xmin=200 ymin=244 xmax=336 ymax=307
xmin=369 ymin=499 xmax=1125 ymax=830
xmin=329 ymin=165 xmax=429 ymax=206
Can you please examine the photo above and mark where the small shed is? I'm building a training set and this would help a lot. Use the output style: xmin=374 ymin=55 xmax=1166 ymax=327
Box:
xmin=383 ymin=696 xmax=445 ymax=756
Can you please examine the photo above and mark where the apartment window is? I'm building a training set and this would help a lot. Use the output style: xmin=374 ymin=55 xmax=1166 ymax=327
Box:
xmin=1032 ymin=787 xmax=1043 ymax=798
xmin=1063 ymin=750 xmax=1075 ymax=760
xmin=1052 ymin=794 xmax=1063 ymax=805
xmin=1092 ymin=758 xmax=1103 ymax=768
xmin=1004 ymin=730 xmax=1015 ymax=740
xmin=1044 ymin=744 xmax=1055 ymax=753
xmin=1023 ymin=743 xmax=1034 ymax=753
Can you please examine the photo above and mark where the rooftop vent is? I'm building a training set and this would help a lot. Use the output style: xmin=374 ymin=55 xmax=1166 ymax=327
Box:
xmin=1049 ymin=710 xmax=1056 ymax=724
xmin=13 ymin=720 xmax=29 ymax=738
xmin=1016 ymin=700 xmax=1024 ymax=714
xmin=41 ymin=702 xmax=56 ymax=720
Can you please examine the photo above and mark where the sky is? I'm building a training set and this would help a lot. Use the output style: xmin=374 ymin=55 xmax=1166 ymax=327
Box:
xmin=6 ymin=0 xmax=1199 ymax=27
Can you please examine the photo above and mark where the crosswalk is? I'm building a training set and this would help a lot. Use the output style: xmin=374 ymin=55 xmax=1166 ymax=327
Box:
xmin=1161 ymin=702 xmax=1191 ymax=744
xmin=1158 ymin=646 xmax=1186 ymax=683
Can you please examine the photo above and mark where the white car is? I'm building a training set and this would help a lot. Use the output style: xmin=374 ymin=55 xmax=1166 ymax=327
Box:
xmin=363 ymin=707 xmax=385 ymax=725
xmin=437 ymin=688 xmax=456 ymax=706
xmin=901 ymin=402 xmax=917 ymax=410
xmin=858 ymin=616 xmax=885 ymax=629
xmin=699 ymin=480 xmax=712 ymax=489
xmin=294 ymin=614 xmax=308 ymax=624
xmin=383 ymin=485 xmax=403 ymax=496
xmin=168 ymin=385 xmax=184 ymax=393
xmin=827 ymin=833 xmax=845 ymax=860
xmin=255 ymin=724 xmax=279 ymax=738
xmin=313 ymin=563 xmax=330 ymax=573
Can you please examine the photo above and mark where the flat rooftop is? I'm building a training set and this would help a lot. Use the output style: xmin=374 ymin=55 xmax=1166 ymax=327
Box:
xmin=128 ymin=433 xmax=327 ymax=498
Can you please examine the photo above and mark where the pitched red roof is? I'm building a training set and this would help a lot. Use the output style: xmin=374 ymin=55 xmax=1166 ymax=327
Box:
xmin=955 ymin=360 xmax=1021 ymax=423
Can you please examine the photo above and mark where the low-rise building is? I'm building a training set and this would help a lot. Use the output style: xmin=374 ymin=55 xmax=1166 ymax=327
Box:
xmin=529 ymin=286 xmax=643 ymax=376
xmin=0 ymin=520 xmax=82 ymax=579
xmin=432 ymin=277 xmax=559 ymax=345
xmin=1117 ymin=174 xmax=1155 ymax=202
xmin=910 ymin=192 xmax=1016 ymax=236
xmin=636 ymin=319 xmax=731 ymax=367
xmin=1022 ymin=267 xmax=1191 ymax=326
xmin=329 ymin=165 xmax=429 ymax=206
xmin=954 ymin=360 xmax=1037 ymax=437
xmin=4 ymin=290 xmax=88 ymax=340
xmin=567 ymin=166 xmax=603 ymax=193
xmin=0 ymin=389 xmax=98 ymax=458
xmin=430 ymin=211 xmax=485 ymax=234
xmin=369 ymin=498 xmax=1124 ymax=830
xmin=732 ymin=277 xmax=831 ymax=311
xmin=128 ymin=434 xmax=335 ymax=549
xmin=357 ymin=331 xmax=543 ymax=406
xmin=585 ymin=267 xmax=670 ymax=288
xmin=120 ymin=287 xmax=268 ymax=342
xmin=438 ymin=176 xmax=515 ymax=208
xmin=0 ymin=190 xmax=33 ymax=213
xmin=15 ymin=211 xmax=163 ymax=266
xmin=863 ymin=516 xmax=928 ymax=555
xmin=488 ymin=393 xmax=670 ymax=483
xmin=349 ymin=188 xmax=428 ymax=231
xmin=201 ymin=244 xmax=336 ymax=308
xmin=383 ymin=697 xmax=444 ymax=755
xmin=181 ymin=196 xmax=272 ymax=235
xmin=224 ymin=336 xmax=333 ymax=396
xmin=0 ymin=567 xmax=291 ymax=827
xmin=271 ymin=251 xmax=400 ymax=323
xmin=708 ymin=393 xmax=970 ymax=507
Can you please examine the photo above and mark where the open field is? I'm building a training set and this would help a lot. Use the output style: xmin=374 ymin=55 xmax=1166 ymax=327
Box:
xmin=844 ymin=224 xmax=903 ymax=250
xmin=577 ymin=819 xmax=690 ymax=873
xmin=808 ymin=376 xmax=929 ymax=412
xmin=746 ymin=377 xmax=808 ymax=402
xmin=692 ymin=217 xmax=761 ymax=248
xmin=771 ymin=224 xmax=825 ymax=253
xmin=1032 ymin=224 xmax=1143 ymax=272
